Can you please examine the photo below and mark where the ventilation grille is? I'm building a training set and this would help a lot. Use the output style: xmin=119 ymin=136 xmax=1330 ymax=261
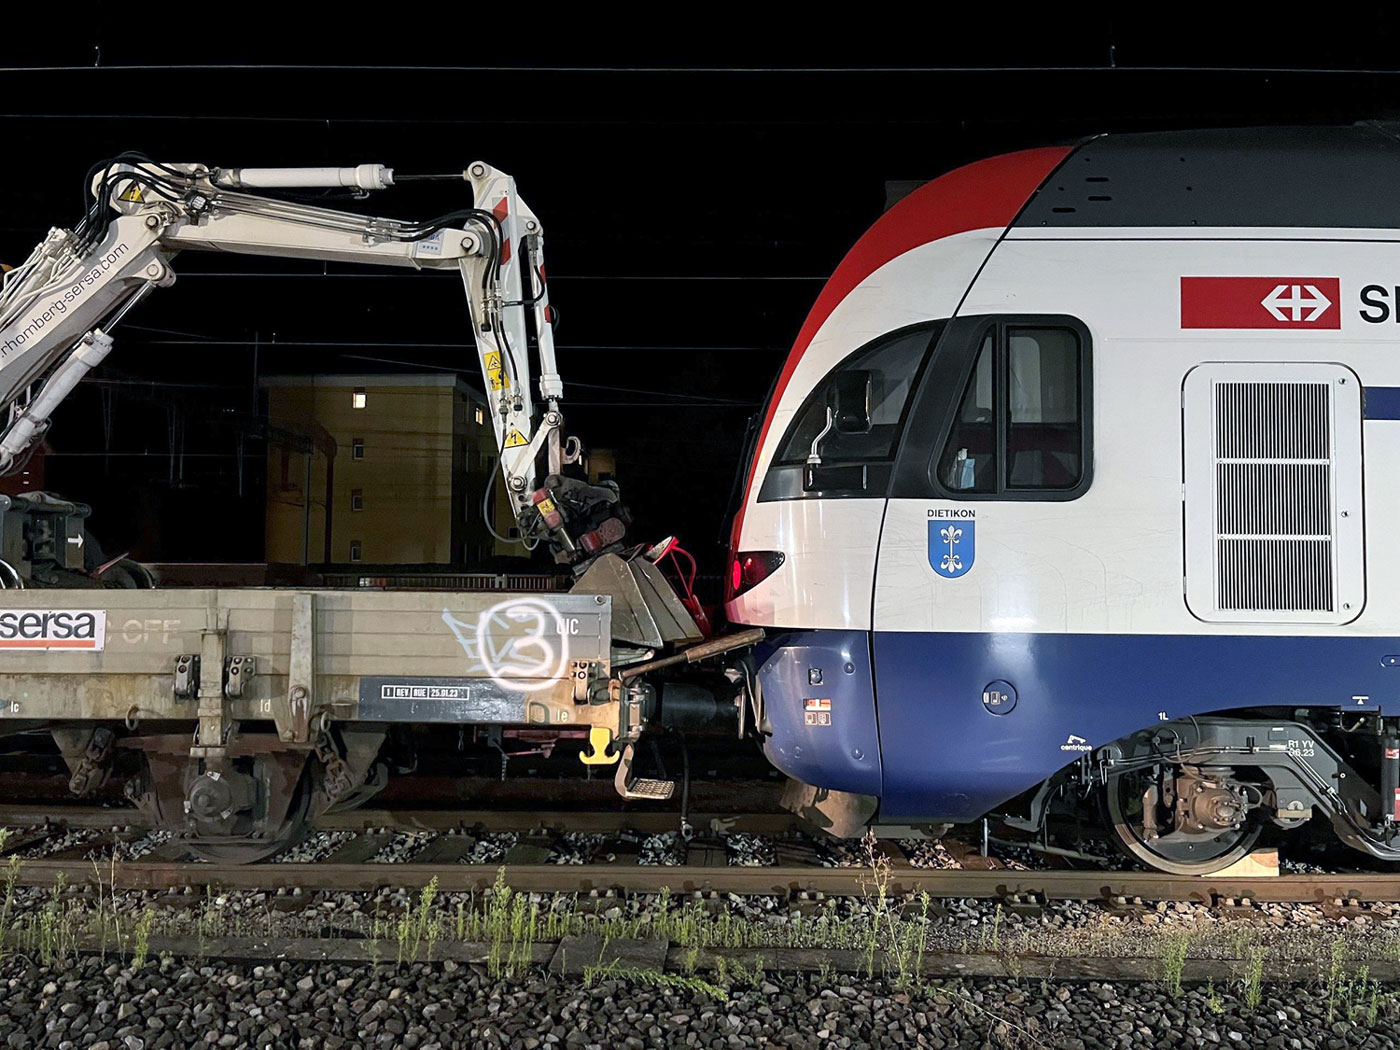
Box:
xmin=1212 ymin=381 xmax=1334 ymax=613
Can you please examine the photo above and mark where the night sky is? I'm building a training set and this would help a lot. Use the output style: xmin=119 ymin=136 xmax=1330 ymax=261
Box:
xmin=5 ymin=22 xmax=1400 ymax=579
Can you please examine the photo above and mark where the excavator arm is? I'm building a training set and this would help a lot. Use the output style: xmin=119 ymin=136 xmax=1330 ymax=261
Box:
xmin=0 ymin=155 xmax=626 ymax=566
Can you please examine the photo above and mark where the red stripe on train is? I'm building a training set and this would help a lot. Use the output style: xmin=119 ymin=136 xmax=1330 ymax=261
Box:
xmin=726 ymin=145 xmax=1073 ymax=563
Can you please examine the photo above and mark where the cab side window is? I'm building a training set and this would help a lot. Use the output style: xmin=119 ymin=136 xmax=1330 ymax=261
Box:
xmin=925 ymin=318 xmax=1091 ymax=500
xmin=758 ymin=321 xmax=944 ymax=502
xmin=773 ymin=325 xmax=936 ymax=467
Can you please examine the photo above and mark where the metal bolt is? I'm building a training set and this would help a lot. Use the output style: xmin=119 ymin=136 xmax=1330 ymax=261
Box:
xmin=145 ymin=215 xmax=160 ymax=229
xmin=526 ymin=220 xmax=538 ymax=231
xmin=145 ymin=263 xmax=162 ymax=278
xmin=470 ymin=163 xmax=487 ymax=178
xmin=844 ymin=663 xmax=856 ymax=675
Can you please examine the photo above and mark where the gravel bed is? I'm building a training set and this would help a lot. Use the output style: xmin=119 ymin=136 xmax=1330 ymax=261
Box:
xmin=814 ymin=838 xmax=867 ymax=867
xmin=549 ymin=833 xmax=604 ymax=865
xmin=901 ymin=838 xmax=967 ymax=869
xmin=726 ymin=833 xmax=776 ymax=867
xmin=639 ymin=832 xmax=685 ymax=866
xmin=366 ymin=831 xmax=435 ymax=864
xmin=19 ymin=827 xmax=105 ymax=858
xmin=1282 ymin=856 xmax=1332 ymax=875
xmin=275 ymin=830 xmax=359 ymax=864
xmin=110 ymin=830 xmax=179 ymax=862
xmin=4 ymin=954 xmax=1397 ymax=1050
xmin=459 ymin=832 xmax=519 ymax=864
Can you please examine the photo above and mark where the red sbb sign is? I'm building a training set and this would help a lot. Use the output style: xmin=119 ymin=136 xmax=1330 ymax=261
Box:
xmin=1180 ymin=277 xmax=1341 ymax=329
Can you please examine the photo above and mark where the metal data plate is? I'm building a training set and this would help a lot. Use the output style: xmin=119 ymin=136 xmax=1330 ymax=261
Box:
xmin=358 ymin=678 xmax=529 ymax=723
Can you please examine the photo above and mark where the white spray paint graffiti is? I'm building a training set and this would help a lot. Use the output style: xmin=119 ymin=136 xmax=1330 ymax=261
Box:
xmin=441 ymin=598 xmax=570 ymax=693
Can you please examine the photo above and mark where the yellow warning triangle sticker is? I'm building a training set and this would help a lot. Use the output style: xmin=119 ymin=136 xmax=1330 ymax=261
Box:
xmin=504 ymin=428 xmax=528 ymax=448
xmin=118 ymin=184 xmax=144 ymax=204
xmin=484 ymin=351 xmax=509 ymax=390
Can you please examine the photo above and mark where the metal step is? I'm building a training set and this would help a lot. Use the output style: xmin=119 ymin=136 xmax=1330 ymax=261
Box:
xmin=614 ymin=742 xmax=675 ymax=800
xmin=619 ymin=778 xmax=675 ymax=801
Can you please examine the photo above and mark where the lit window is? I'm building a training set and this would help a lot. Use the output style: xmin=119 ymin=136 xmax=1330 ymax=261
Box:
xmin=352 ymin=387 xmax=367 ymax=409
xmin=349 ymin=540 xmax=363 ymax=562
xmin=352 ymin=438 xmax=365 ymax=460
xmin=350 ymin=488 xmax=364 ymax=512
xmin=474 ymin=406 xmax=485 ymax=426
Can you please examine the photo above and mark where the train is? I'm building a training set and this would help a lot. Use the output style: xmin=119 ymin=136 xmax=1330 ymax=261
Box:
xmin=726 ymin=123 xmax=1400 ymax=873
xmin=10 ymin=126 xmax=1400 ymax=876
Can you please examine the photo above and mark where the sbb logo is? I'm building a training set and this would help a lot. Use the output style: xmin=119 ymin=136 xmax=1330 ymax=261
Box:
xmin=1180 ymin=277 xmax=1340 ymax=329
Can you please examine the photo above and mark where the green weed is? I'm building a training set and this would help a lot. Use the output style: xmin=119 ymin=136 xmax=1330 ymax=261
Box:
xmin=1240 ymin=945 xmax=1265 ymax=1012
xmin=131 ymin=908 xmax=155 ymax=971
xmin=1160 ymin=931 xmax=1191 ymax=998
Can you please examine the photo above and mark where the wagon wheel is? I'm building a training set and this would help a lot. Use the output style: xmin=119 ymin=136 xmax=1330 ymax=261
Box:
xmin=1104 ymin=764 xmax=1261 ymax=875
xmin=185 ymin=771 xmax=314 ymax=864
xmin=182 ymin=755 xmax=317 ymax=864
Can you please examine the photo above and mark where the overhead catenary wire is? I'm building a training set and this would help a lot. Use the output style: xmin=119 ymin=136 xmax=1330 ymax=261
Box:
xmin=7 ymin=63 xmax=1400 ymax=75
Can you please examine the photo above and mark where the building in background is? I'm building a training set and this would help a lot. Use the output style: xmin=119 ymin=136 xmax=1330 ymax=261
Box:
xmin=261 ymin=374 xmax=513 ymax=567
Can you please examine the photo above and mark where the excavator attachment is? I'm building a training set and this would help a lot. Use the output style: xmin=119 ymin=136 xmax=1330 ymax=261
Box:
xmin=572 ymin=551 xmax=703 ymax=650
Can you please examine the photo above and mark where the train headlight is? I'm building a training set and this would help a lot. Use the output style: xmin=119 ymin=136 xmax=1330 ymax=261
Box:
xmin=727 ymin=551 xmax=785 ymax=600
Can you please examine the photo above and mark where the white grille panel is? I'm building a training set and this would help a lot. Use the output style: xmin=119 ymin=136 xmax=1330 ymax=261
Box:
xmin=1183 ymin=364 xmax=1363 ymax=625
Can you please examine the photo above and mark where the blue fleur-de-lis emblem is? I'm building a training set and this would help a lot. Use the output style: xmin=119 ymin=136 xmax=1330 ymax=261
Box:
xmin=928 ymin=518 xmax=975 ymax=579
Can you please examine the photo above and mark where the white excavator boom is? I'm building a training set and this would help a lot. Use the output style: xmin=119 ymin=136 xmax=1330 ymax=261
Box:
xmin=0 ymin=156 xmax=624 ymax=566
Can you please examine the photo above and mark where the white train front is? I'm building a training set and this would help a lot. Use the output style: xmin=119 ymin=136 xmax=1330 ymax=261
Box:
xmin=725 ymin=124 xmax=1400 ymax=873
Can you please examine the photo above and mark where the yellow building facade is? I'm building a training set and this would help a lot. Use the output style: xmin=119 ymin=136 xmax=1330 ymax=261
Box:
xmin=262 ymin=374 xmax=507 ymax=567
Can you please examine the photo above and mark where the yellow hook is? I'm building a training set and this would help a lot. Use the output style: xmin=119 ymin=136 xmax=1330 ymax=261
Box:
xmin=580 ymin=726 xmax=619 ymax=766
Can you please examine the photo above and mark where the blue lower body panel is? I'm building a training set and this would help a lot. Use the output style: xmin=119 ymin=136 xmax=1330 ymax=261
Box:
xmin=757 ymin=632 xmax=882 ymax=797
xmin=756 ymin=629 xmax=1400 ymax=825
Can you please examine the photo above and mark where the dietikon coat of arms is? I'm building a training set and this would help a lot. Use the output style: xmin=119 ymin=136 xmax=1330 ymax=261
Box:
xmin=928 ymin=517 xmax=975 ymax=579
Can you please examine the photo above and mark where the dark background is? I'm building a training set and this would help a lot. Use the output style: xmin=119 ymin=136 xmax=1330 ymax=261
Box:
xmin=5 ymin=18 xmax=1400 ymax=574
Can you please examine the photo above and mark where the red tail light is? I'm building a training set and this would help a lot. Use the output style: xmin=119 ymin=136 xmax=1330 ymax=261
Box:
xmin=727 ymin=551 xmax=785 ymax=600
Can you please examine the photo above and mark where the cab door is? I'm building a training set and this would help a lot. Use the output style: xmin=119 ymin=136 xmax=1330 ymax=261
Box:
xmin=869 ymin=316 xmax=1097 ymax=820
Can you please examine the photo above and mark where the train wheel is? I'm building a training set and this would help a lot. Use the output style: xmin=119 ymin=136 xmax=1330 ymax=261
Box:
xmin=135 ymin=751 xmax=317 ymax=864
xmin=1104 ymin=764 xmax=1261 ymax=875
xmin=185 ymin=770 xmax=314 ymax=864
